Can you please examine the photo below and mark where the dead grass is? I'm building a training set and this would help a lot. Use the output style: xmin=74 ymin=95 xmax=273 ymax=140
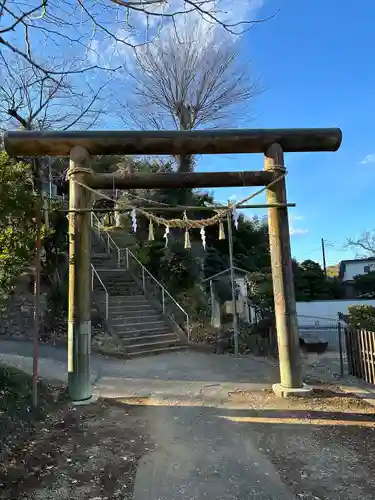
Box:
xmin=0 ymin=367 xmax=152 ymax=499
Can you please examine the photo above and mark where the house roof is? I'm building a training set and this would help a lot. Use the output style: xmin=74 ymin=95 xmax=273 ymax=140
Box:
xmin=339 ymin=257 xmax=375 ymax=280
xmin=203 ymin=266 xmax=249 ymax=282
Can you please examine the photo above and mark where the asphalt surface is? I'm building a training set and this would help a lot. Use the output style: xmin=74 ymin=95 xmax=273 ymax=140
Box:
xmin=134 ymin=404 xmax=294 ymax=500
xmin=0 ymin=339 xmax=278 ymax=399
xmin=5 ymin=339 xmax=375 ymax=499
xmin=0 ymin=339 xmax=299 ymax=499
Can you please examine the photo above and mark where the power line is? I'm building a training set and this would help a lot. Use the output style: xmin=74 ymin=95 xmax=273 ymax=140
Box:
xmin=297 ymin=247 xmax=320 ymax=258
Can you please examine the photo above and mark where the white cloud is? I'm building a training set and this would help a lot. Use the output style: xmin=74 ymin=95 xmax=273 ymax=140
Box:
xmin=290 ymin=227 xmax=308 ymax=236
xmin=289 ymin=214 xmax=308 ymax=236
xmin=87 ymin=39 xmax=100 ymax=65
xmin=360 ymin=153 xmax=375 ymax=165
xmin=93 ymin=0 xmax=265 ymax=65
xmin=192 ymin=0 xmax=265 ymax=30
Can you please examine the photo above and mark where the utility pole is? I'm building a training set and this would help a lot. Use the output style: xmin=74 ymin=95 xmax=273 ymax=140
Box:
xmin=32 ymin=158 xmax=42 ymax=409
xmin=68 ymin=146 xmax=93 ymax=402
xmin=321 ymin=238 xmax=327 ymax=279
xmin=265 ymin=144 xmax=308 ymax=397
xmin=204 ymin=200 xmax=239 ymax=356
xmin=227 ymin=203 xmax=239 ymax=357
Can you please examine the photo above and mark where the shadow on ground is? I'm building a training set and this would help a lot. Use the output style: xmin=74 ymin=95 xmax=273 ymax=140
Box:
xmin=1 ymin=341 xmax=375 ymax=499
xmin=1 ymin=386 xmax=375 ymax=500
xmin=113 ymin=389 xmax=375 ymax=500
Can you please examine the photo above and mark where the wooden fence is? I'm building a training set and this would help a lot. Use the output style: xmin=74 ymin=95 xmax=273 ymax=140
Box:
xmin=345 ymin=327 xmax=375 ymax=385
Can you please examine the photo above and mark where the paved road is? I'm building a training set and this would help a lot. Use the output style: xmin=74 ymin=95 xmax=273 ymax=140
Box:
xmin=0 ymin=339 xmax=298 ymax=499
xmin=135 ymin=404 xmax=294 ymax=500
xmin=2 ymin=340 xmax=374 ymax=499
xmin=0 ymin=339 xmax=278 ymax=400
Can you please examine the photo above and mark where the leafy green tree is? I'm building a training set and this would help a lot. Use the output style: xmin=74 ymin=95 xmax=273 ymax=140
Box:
xmin=0 ymin=153 xmax=36 ymax=302
xmin=246 ymin=271 xmax=274 ymax=311
xmin=340 ymin=304 xmax=375 ymax=330
xmin=91 ymin=154 xmax=273 ymax=318
xmin=293 ymin=259 xmax=344 ymax=301
xmin=352 ymin=271 xmax=375 ymax=298
xmin=204 ymin=214 xmax=270 ymax=278
xmin=293 ymin=259 xmax=326 ymax=301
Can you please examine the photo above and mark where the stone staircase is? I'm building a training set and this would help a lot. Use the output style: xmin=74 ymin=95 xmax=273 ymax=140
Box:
xmin=91 ymin=236 xmax=187 ymax=358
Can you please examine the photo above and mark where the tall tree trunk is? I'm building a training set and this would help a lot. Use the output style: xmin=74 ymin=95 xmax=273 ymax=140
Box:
xmin=176 ymin=153 xmax=195 ymax=206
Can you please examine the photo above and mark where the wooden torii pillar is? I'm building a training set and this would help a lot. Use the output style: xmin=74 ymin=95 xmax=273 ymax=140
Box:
xmin=67 ymin=146 xmax=93 ymax=402
xmin=4 ymin=128 xmax=342 ymax=401
xmin=264 ymin=144 xmax=304 ymax=396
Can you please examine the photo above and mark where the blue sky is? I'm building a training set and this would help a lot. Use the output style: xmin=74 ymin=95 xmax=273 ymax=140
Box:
xmin=196 ymin=0 xmax=375 ymax=266
xmin=4 ymin=1 xmax=372 ymax=267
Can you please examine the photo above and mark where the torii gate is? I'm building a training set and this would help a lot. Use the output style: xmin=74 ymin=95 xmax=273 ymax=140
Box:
xmin=5 ymin=128 xmax=342 ymax=401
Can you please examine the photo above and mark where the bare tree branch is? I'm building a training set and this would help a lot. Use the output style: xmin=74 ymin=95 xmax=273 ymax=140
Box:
xmin=119 ymin=18 xmax=263 ymax=138
xmin=0 ymin=2 xmax=45 ymax=35
xmin=0 ymin=55 xmax=105 ymax=132
xmin=109 ymin=0 xmax=277 ymax=34
xmin=347 ymin=232 xmax=375 ymax=257
xmin=182 ymin=0 xmax=277 ymax=35
xmin=0 ymin=1 xmax=273 ymax=77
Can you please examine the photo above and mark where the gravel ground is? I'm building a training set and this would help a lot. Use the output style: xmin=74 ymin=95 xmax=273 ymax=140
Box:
xmin=2 ymin=389 xmax=375 ymax=500
xmin=1 ymin=343 xmax=375 ymax=499
xmin=0 ymin=399 xmax=152 ymax=500
xmin=220 ymin=389 xmax=375 ymax=500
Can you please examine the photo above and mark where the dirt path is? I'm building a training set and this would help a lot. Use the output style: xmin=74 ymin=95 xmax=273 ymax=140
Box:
xmin=134 ymin=403 xmax=293 ymax=500
xmin=2 ymin=342 xmax=375 ymax=499
xmin=131 ymin=389 xmax=375 ymax=500
xmin=2 ymin=389 xmax=375 ymax=500
xmin=0 ymin=399 xmax=153 ymax=500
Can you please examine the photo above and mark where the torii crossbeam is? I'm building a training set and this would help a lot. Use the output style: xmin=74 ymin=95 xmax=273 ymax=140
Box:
xmin=4 ymin=127 xmax=342 ymax=401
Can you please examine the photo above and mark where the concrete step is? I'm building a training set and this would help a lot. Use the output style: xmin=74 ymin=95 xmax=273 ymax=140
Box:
xmin=107 ymin=300 xmax=151 ymax=307
xmin=108 ymin=304 xmax=155 ymax=312
xmin=94 ymin=269 xmax=130 ymax=276
xmin=97 ymin=304 xmax=155 ymax=314
xmin=121 ymin=333 xmax=177 ymax=345
xmin=111 ymin=300 xmax=152 ymax=307
xmin=102 ymin=276 xmax=136 ymax=283
xmin=126 ymin=338 xmax=181 ymax=353
xmin=104 ymin=294 xmax=145 ymax=301
xmin=109 ymin=310 xmax=158 ymax=319
xmin=126 ymin=345 xmax=187 ymax=358
xmin=93 ymin=284 xmax=140 ymax=292
xmin=93 ymin=284 xmax=139 ymax=291
xmin=94 ymin=297 xmax=150 ymax=306
xmin=103 ymin=285 xmax=139 ymax=290
xmin=104 ymin=291 xmax=143 ymax=296
xmin=108 ymin=299 xmax=150 ymax=305
xmin=111 ymin=318 xmax=166 ymax=328
xmin=109 ymin=314 xmax=161 ymax=324
xmin=91 ymin=241 xmax=183 ymax=359
xmin=91 ymin=253 xmax=114 ymax=260
xmin=92 ymin=266 xmax=124 ymax=272
xmin=116 ymin=326 xmax=170 ymax=336
xmin=105 ymin=289 xmax=141 ymax=296
xmin=105 ymin=293 xmax=144 ymax=299
xmin=115 ymin=329 xmax=171 ymax=339
xmin=115 ymin=294 xmax=146 ymax=300
xmin=91 ymin=259 xmax=116 ymax=265
xmin=104 ymin=283 xmax=140 ymax=290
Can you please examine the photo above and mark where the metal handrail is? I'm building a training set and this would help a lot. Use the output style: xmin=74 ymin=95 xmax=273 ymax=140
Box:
xmin=125 ymin=247 xmax=190 ymax=339
xmin=90 ymin=211 xmax=190 ymax=339
xmin=91 ymin=263 xmax=109 ymax=320
xmin=126 ymin=247 xmax=188 ymax=314
xmin=91 ymin=212 xmax=122 ymax=267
